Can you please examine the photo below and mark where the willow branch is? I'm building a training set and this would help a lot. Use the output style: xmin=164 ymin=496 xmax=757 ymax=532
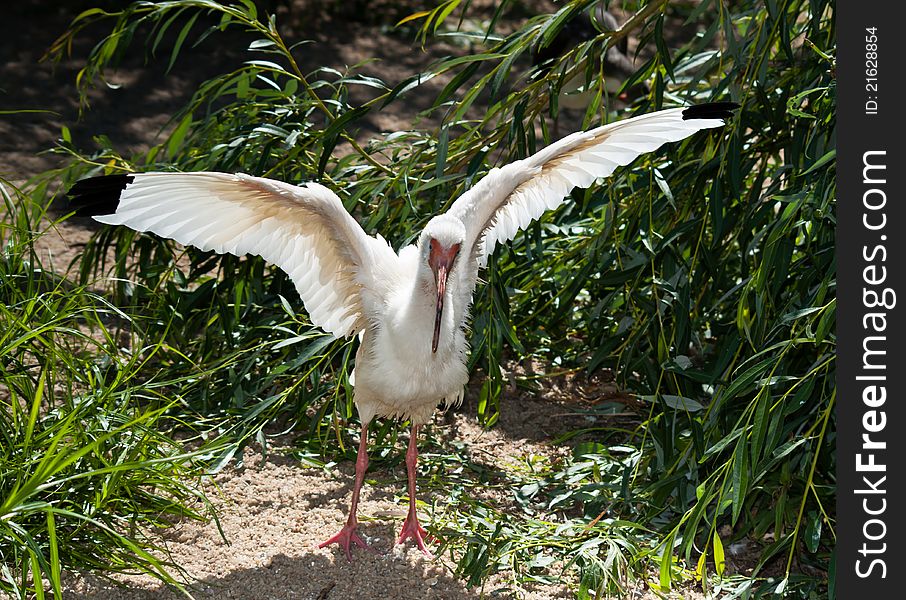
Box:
xmin=608 ymin=0 xmax=670 ymax=47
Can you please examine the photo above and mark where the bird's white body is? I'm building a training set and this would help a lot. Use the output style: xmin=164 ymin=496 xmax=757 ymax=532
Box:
xmin=351 ymin=241 xmax=471 ymax=424
xmin=71 ymin=103 xmax=735 ymax=557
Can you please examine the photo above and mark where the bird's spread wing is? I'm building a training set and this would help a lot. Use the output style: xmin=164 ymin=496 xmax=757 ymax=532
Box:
xmin=447 ymin=103 xmax=737 ymax=266
xmin=68 ymin=171 xmax=377 ymax=338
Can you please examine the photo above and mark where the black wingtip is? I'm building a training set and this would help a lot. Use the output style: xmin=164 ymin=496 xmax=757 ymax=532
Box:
xmin=67 ymin=174 xmax=134 ymax=217
xmin=682 ymin=102 xmax=740 ymax=121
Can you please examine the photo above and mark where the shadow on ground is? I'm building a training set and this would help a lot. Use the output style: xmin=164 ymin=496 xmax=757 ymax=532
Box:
xmin=0 ymin=0 xmax=539 ymax=183
xmin=58 ymin=386 xmax=584 ymax=599
xmin=67 ymin=549 xmax=483 ymax=600
xmin=61 ymin=442 xmax=507 ymax=600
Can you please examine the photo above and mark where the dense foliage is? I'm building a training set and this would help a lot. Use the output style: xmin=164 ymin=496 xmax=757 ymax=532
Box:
xmin=0 ymin=181 xmax=216 ymax=597
xmin=1 ymin=0 xmax=834 ymax=597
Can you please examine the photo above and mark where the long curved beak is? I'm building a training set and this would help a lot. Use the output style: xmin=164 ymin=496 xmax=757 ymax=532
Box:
xmin=432 ymin=264 xmax=448 ymax=354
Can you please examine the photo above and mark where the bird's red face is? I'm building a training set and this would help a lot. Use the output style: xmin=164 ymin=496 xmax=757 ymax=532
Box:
xmin=428 ymin=239 xmax=461 ymax=353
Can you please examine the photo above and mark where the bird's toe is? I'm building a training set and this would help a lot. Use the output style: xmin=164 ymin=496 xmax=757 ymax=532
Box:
xmin=319 ymin=523 xmax=374 ymax=561
xmin=396 ymin=514 xmax=434 ymax=557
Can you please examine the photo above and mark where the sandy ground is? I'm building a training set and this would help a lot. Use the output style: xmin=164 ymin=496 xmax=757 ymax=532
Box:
xmin=59 ymin=388 xmax=698 ymax=600
xmin=60 ymin=396 xmax=578 ymax=600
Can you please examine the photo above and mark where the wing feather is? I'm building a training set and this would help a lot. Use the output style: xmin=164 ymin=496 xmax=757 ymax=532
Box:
xmin=84 ymin=171 xmax=381 ymax=338
xmin=447 ymin=105 xmax=734 ymax=265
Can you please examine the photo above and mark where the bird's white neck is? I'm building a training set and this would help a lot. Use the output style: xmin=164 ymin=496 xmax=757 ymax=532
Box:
xmin=381 ymin=258 xmax=455 ymax=355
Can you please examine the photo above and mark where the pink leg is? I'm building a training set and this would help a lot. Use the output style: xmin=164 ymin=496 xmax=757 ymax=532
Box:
xmin=396 ymin=424 xmax=433 ymax=556
xmin=318 ymin=423 xmax=374 ymax=561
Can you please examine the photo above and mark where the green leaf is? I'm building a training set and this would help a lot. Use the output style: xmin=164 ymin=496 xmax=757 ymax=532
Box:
xmin=800 ymin=149 xmax=836 ymax=176
xmin=654 ymin=14 xmax=675 ymax=82
xmin=659 ymin=532 xmax=675 ymax=590
xmin=396 ymin=10 xmax=432 ymax=26
xmin=321 ymin=105 xmax=370 ymax=142
xmin=167 ymin=113 xmax=193 ymax=158
xmin=167 ymin=11 xmax=201 ymax=73
xmin=731 ymin=438 xmax=748 ymax=524
xmin=816 ymin=299 xmax=836 ymax=343
xmin=718 ymin=355 xmax=777 ymax=406
xmin=642 ymin=394 xmax=705 ymax=412
xmin=46 ymin=511 xmax=62 ymax=597
xmin=712 ymin=530 xmax=726 ymax=576
xmin=804 ymin=510 xmax=822 ymax=553
xmin=30 ymin=550 xmax=45 ymax=600
xmin=750 ymin=392 xmax=769 ymax=464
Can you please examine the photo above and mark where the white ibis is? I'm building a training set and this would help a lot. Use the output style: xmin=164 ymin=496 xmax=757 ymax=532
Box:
xmin=67 ymin=102 xmax=737 ymax=560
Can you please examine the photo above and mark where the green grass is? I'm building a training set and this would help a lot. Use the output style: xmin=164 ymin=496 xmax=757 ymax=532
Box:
xmin=1 ymin=0 xmax=835 ymax=597
xmin=0 ymin=181 xmax=221 ymax=597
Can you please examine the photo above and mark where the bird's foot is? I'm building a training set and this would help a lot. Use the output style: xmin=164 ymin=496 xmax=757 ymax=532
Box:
xmin=319 ymin=523 xmax=373 ymax=561
xmin=396 ymin=513 xmax=434 ymax=557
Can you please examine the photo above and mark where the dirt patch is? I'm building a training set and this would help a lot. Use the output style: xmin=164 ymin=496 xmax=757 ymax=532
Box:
xmin=0 ymin=0 xmax=552 ymax=182
xmin=60 ymin=395 xmax=578 ymax=600
xmin=58 ymin=389 xmax=702 ymax=600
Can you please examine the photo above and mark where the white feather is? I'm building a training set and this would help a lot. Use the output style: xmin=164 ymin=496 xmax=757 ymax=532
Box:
xmin=447 ymin=107 xmax=726 ymax=266
xmin=95 ymin=172 xmax=379 ymax=338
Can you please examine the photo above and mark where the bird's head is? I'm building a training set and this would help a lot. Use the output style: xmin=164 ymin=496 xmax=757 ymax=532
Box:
xmin=419 ymin=216 xmax=466 ymax=354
